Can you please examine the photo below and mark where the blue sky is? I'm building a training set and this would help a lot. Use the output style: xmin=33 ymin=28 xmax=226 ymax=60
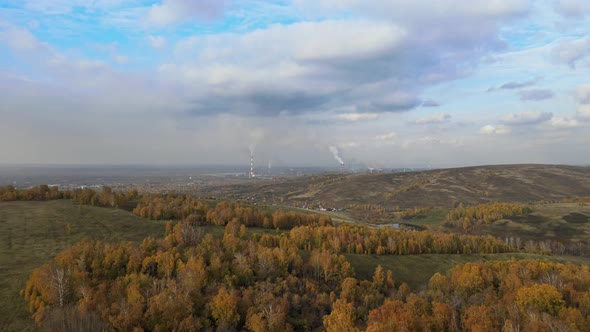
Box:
xmin=0 ymin=0 xmax=589 ymax=167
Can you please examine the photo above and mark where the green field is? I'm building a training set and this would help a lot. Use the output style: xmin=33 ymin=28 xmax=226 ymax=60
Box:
xmin=347 ymin=253 xmax=590 ymax=290
xmin=481 ymin=203 xmax=590 ymax=244
xmin=0 ymin=200 xmax=167 ymax=331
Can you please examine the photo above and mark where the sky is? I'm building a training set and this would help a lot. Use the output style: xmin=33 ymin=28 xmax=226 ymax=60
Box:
xmin=0 ymin=0 xmax=589 ymax=168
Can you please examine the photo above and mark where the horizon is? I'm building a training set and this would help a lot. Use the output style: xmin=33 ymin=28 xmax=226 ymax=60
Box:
xmin=1 ymin=1 xmax=589 ymax=166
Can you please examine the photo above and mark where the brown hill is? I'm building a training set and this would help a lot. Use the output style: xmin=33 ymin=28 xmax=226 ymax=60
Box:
xmin=199 ymin=164 xmax=590 ymax=208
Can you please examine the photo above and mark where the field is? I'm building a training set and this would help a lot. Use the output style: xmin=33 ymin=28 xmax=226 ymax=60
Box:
xmin=481 ymin=203 xmax=590 ymax=245
xmin=197 ymin=164 xmax=590 ymax=209
xmin=347 ymin=253 xmax=590 ymax=290
xmin=0 ymin=200 xmax=167 ymax=331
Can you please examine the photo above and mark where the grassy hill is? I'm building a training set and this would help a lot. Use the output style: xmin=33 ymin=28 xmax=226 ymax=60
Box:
xmin=0 ymin=200 xmax=167 ymax=331
xmin=347 ymin=253 xmax=590 ymax=290
xmin=199 ymin=164 xmax=590 ymax=209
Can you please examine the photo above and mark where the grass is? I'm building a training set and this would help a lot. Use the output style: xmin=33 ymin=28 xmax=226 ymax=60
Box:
xmin=469 ymin=203 xmax=590 ymax=245
xmin=0 ymin=200 xmax=167 ymax=332
xmin=346 ymin=253 xmax=590 ymax=290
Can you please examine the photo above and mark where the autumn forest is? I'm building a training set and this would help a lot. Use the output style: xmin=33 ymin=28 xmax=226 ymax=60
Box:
xmin=2 ymin=185 xmax=590 ymax=331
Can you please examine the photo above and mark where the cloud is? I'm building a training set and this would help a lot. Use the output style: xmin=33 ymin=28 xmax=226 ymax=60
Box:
xmin=414 ymin=113 xmax=451 ymax=125
xmin=403 ymin=136 xmax=464 ymax=148
xmin=421 ymin=99 xmax=440 ymax=107
xmin=147 ymin=35 xmax=166 ymax=49
xmin=552 ymin=36 xmax=590 ymax=69
xmin=147 ymin=0 xmax=228 ymax=26
xmin=487 ymin=78 xmax=538 ymax=91
xmin=550 ymin=116 xmax=581 ymax=128
xmin=480 ymin=124 xmax=511 ymax=135
xmin=500 ymin=79 xmax=536 ymax=90
xmin=501 ymin=110 xmax=553 ymax=125
xmin=295 ymin=1 xmax=529 ymax=21
xmin=576 ymin=84 xmax=590 ymax=104
xmin=370 ymin=93 xmax=422 ymax=112
xmin=375 ymin=132 xmax=396 ymax=140
xmin=576 ymin=84 xmax=590 ymax=120
xmin=554 ymin=0 xmax=590 ymax=18
xmin=337 ymin=113 xmax=379 ymax=122
xmin=340 ymin=142 xmax=360 ymax=148
xmin=163 ymin=0 xmax=534 ymax=117
xmin=519 ymin=89 xmax=555 ymax=101
xmin=578 ymin=104 xmax=590 ymax=120
xmin=0 ymin=25 xmax=47 ymax=52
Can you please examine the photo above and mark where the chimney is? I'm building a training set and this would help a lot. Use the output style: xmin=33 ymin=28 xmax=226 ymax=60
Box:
xmin=250 ymin=153 xmax=255 ymax=178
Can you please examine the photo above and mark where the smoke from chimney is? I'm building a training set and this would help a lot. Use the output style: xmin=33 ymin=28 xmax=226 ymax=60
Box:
xmin=329 ymin=146 xmax=344 ymax=165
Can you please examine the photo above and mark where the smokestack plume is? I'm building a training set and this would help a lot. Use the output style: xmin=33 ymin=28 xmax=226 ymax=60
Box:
xmin=329 ymin=146 xmax=344 ymax=164
xmin=329 ymin=146 xmax=345 ymax=172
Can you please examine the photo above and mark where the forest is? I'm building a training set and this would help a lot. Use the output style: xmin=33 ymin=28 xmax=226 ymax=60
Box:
xmin=22 ymin=221 xmax=590 ymax=331
xmin=2 ymin=185 xmax=590 ymax=331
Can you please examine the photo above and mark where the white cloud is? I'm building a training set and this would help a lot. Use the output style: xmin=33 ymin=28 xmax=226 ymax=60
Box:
xmin=552 ymin=36 xmax=590 ymax=69
xmin=576 ymin=84 xmax=590 ymax=104
xmin=375 ymin=132 xmax=396 ymax=140
xmin=147 ymin=35 xmax=166 ymax=49
xmin=147 ymin=0 xmax=227 ymax=26
xmin=554 ymin=0 xmax=590 ymax=18
xmin=340 ymin=142 xmax=360 ymax=148
xmin=295 ymin=0 xmax=529 ymax=21
xmin=550 ymin=116 xmax=581 ymax=128
xmin=480 ymin=124 xmax=512 ymax=135
xmin=337 ymin=113 xmax=379 ymax=122
xmin=414 ymin=113 xmax=451 ymax=125
xmin=578 ymin=104 xmax=590 ymax=120
xmin=0 ymin=26 xmax=45 ymax=52
xmin=112 ymin=55 xmax=129 ymax=64
xmin=501 ymin=110 xmax=553 ymax=126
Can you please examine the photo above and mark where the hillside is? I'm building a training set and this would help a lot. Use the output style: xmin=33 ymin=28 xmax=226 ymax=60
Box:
xmin=0 ymin=200 xmax=167 ymax=331
xmin=198 ymin=164 xmax=590 ymax=208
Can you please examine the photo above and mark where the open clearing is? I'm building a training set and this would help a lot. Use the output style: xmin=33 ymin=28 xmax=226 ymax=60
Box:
xmin=347 ymin=253 xmax=590 ymax=290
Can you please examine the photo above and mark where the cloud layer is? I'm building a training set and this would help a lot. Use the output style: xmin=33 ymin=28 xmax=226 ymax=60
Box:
xmin=0 ymin=0 xmax=589 ymax=167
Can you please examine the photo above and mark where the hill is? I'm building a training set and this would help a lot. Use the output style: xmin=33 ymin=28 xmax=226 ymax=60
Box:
xmin=0 ymin=200 xmax=167 ymax=331
xmin=198 ymin=164 xmax=590 ymax=209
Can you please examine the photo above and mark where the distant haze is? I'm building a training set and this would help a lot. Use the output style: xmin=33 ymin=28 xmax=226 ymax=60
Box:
xmin=0 ymin=1 xmax=589 ymax=167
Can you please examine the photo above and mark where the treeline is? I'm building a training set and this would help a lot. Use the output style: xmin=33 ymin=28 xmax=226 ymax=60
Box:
xmin=447 ymin=202 xmax=533 ymax=228
xmin=22 ymin=222 xmax=590 ymax=331
xmin=0 ymin=185 xmax=62 ymax=201
xmin=287 ymin=225 xmax=512 ymax=255
xmin=562 ymin=196 xmax=590 ymax=203
xmin=0 ymin=186 xmax=329 ymax=230
xmin=0 ymin=185 xmax=138 ymax=208
xmin=133 ymin=194 xmax=332 ymax=229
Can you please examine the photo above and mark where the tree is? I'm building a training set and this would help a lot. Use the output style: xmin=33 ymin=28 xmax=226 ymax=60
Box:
xmin=516 ymin=284 xmax=565 ymax=316
xmin=323 ymin=299 xmax=359 ymax=332
xmin=210 ymin=287 xmax=241 ymax=329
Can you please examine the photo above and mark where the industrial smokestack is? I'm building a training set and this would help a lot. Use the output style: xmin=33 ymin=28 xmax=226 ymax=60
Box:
xmin=250 ymin=152 xmax=255 ymax=178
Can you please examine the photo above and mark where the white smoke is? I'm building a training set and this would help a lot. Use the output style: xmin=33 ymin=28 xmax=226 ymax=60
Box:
xmin=329 ymin=145 xmax=344 ymax=165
